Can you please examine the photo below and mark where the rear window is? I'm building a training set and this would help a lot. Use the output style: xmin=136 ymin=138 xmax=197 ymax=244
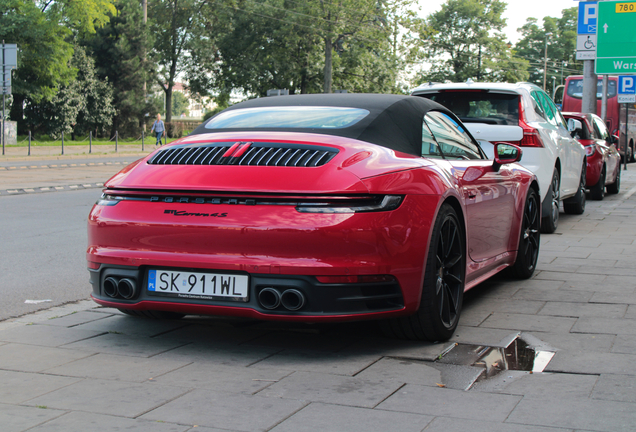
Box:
xmin=423 ymin=92 xmax=519 ymax=126
xmin=566 ymin=78 xmax=617 ymax=100
xmin=205 ymin=106 xmax=370 ymax=130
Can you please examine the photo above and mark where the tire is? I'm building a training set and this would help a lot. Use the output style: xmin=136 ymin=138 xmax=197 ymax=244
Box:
xmin=589 ymin=165 xmax=606 ymax=200
xmin=564 ymin=163 xmax=586 ymax=215
xmin=511 ymin=188 xmax=540 ymax=279
xmin=541 ymin=168 xmax=560 ymax=234
xmin=607 ymin=163 xmax=621 ymax=194
xmin=382 ymin=204 xmax=465 ymax=341
xmin=118 ymin=309 xmax=186 ymax=319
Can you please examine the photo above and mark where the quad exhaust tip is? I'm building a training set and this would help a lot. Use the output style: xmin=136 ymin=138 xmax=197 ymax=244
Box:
xmin=258 ymin=288 xmax=306 ymax=311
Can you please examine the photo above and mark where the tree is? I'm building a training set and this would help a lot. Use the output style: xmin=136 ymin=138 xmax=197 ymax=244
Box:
xmin=37 ymin=0 xmax=116 ymax=35
xmin=412 ymin=0 xmax=527 ymax=84
xmin=172 ymin=91 xmax=189 ymax=117
xmin=149 ymin=0 xmax=219 ymax=122
xmin=0 ymin=0 xmax=74 ymax=133
xmin=23 ymin=46 xmax=115 ymax=138
xmin=84 ymin=0 xmax=156 ymax=137
xmin=514 ymin=7 xmax=581 ymax=89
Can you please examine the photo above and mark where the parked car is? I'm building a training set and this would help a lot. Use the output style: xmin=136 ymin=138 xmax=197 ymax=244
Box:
xmin=411 ymin=81 xmax=587 ymax=233
xmin=87 ymin=94 xmax=540 ymax=342
xmin=562 ymin=112 xmax=621 ymax=200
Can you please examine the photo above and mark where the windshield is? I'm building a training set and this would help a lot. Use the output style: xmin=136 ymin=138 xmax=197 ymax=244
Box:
xmin=424 ymin=92 xmax=519 ymax=126
xmin=205 ymin=106 xmax=370 ymax=130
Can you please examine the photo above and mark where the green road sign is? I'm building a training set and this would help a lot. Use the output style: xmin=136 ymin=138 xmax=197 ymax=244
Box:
xmin=596 ymin=1 xmax=636 ymax=74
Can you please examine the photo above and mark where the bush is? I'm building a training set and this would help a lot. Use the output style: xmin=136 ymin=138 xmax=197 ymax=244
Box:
xmin=165 ymin=122 xmax=183 ymax=138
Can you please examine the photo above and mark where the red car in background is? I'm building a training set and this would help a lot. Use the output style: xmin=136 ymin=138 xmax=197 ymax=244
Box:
xmin=562 ymin=112 xmax=621 ymax=200
xmin=87 ymin=94 xmax=540 ymax=341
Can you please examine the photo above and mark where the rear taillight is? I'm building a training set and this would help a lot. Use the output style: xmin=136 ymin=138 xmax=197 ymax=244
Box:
xmin=585 ymin=145 xmax=595 ymax=156
xmin=515 ymin=99 xmax=544 ymax=148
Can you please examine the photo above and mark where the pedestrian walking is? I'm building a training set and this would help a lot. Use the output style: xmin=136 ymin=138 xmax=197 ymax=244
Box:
xmin=150 ymin=114 xmax=166 ymax=146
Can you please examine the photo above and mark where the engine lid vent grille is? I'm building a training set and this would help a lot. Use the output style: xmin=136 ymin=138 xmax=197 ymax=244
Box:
xmin=148 ymin=142 xmax=338 ymax=167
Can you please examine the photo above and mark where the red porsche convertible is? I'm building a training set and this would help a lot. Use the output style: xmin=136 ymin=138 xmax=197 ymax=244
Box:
xmin=87 ymin=94 xmax=540 ymax=341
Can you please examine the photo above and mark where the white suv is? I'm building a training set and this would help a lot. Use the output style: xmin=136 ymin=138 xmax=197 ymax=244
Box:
xmin=412 ymin=81 xmax=586 ymax=233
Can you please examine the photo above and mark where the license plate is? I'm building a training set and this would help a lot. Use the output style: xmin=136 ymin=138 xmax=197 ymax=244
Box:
xmin=147 ymin=269 xmax=249 ymax=301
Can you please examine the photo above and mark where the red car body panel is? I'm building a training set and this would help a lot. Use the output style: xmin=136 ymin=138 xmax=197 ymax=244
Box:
xmin=88 ymin=132 xmax=535 ymax=321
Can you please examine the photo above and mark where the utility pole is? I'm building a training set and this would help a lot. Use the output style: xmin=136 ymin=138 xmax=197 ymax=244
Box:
xmin=543 ymin=33 xmax=552 ymax=91
xmin=601 ymin=74 xmax=608 ymax=122
xmin=142 ymin=0 xmax=147 ymax=132
xmin=477 ymin=45 xmax=482 ymax=81
xmin=582 ymin=60 xmax=597 ymax=114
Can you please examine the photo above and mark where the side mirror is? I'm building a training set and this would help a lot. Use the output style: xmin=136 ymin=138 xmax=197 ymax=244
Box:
xmin=567 ymin=118 xmax=583 ymax=135
xmin=493 ymin=142 xmax=522 ymax=171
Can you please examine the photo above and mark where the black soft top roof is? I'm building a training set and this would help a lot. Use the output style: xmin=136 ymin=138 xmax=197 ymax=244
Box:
xmin=190 ymin=94 xmax=454 ymax=156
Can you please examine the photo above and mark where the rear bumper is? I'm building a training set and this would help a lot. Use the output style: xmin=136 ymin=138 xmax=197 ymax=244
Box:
xmin=89 ymin=264 xmax=406 ymax=321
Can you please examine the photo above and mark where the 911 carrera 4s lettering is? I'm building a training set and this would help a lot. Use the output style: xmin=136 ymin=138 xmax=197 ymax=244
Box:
xmin=163 ymin=210 xmax=228 ymax=217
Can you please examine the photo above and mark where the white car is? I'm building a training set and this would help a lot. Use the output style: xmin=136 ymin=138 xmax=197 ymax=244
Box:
xmin=412 ymin=81 xmax=587 ymax=233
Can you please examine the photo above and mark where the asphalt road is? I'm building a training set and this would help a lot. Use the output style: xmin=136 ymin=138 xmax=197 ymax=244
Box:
xmin=0 ymin=155 xmax=144 ymax=320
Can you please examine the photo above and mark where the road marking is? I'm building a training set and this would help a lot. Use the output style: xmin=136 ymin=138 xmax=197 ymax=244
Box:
xmin=24 ymin=188 xmax=34 ymax=192
xmin=623 ymin=185 xmax=636 ymax=200
xmin=55 ymin=186 xmax=64 ymax=190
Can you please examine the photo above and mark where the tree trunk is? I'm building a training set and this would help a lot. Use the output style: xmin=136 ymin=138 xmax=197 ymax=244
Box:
xmin=165 ymin=86 xmax=173 ymax=123
xmin=324 ymin=38 xmax=333 ymax=94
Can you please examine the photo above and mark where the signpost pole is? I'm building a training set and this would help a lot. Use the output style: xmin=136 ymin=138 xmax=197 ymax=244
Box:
xmin=601 ymin=75 xmax=608 ymax=121
xmin=583 ymin=61 xmax=597 ymax=113
xmin=2 ymin=40 xmax=5 ymax=156
xmin=625 ymin=103 xmax=629 ymax=170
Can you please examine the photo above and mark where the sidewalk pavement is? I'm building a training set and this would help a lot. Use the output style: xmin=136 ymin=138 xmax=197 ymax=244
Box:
xmin=2 ymin=166 xmax=636 ymax=431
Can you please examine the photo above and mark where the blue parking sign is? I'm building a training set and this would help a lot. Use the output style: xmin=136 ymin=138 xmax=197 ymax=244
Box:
xmin=578 ymin=1 xmax=597 ymax=35
xmin=618 ymin=76 xmax=636 ymax=103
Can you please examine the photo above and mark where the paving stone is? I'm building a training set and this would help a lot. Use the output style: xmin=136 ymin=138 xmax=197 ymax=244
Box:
xmin=538 ymin=302 xmax=627 ymax=318
xmin=156 ymin=322 xmax=270 ymax=345
xmin=625 ymin=304 xmax=636 ymax=319
xmin=421 ymin=417 xmax=576 ymax=432
xmin=552 ymin=258 xmax=616 ymax=268
xmin=252 ymin=348 xmax=381 ymax=376
xmin=0 ymin=343 xmax=93 ymax=372
xmin=270 ymin=402 xmax=433 ymax=432
xmin=346 ymin=338 xmax=452 ymax=362
xmin=473 ymin=371 xmax=597 ymax=399
xmin=480 ymin=313 xmax=576 ymax=333
xmin=152 ymin=363 xmax=292 ymax=394
xmin=513 ymin=288 xmax=593 ymax=303
xmin=465 ymin=298 xmax=546 ymax=315
xmin=61 ymin=332 xmax=188 ymax=357
xmin=533 ymin=272 xmax=606 ymax=283
xmin=140 ymin=389 xmax=306 ymax=431
xmin=26 ymin=411 xmax=189 ymax=432
xmin=571 ymin=317 xmax=636 ymax=335
xmin=376 ymin=384 xmax=521 ymax=422
xmin=450 ymin=326 xmax=519 ymax=346
xmin=612 ymin=335 xmax=636 ymax=354
xmin=507 ymin=396 xmax=636 ymax=431
xmin=534 ymin=332 xmax=615 ymax=353
xmin=457 ymin=306 xmax=492 ymax=326
xmin=39 ymin=311 xmax=114 ymax=327
xmin=244 ymin=330 xmax=358 ymax=352
xmin=600 ymin=276 xmax=636 ymax=291
xmin=44 ymin=353 xmax=191 ymax=383
xmin=591 ymin=374 xmax=636 ymax=403
xmin=25 ymin=378 xmax=188 ymax=418
xmin=535 ymin=263 xmax=581 ymax=273
xmin=546 ymin=351 xmax=636 ymax=375
xmin=0 ymin=403 xmax=66 ymax=432
xmin=0 ymin=370 xmax=81 ymax=404
xmin=72 ymin=314 xmax=188 ymax=337
xmin=261 ymin=371 xmax=402 ymax=408
xmin=0 ymin=324 xmax=105 ymax=347
xmin=152 ymin=340 xmax=282 ymax=367
xmin=590 ymin=292 xmax=636 ymax=305
xmin=353 ymin=357 xmax=442 ymax=386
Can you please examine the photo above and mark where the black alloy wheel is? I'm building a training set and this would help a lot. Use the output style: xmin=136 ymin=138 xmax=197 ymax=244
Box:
xmin=541 ymin=168 xmax=560 ymax=233
xmin=564 ymin=162 xmax=586 ymax=215
xmin=512 ymin=188 xmax=541 ymax=279
xmin=589 ymin=165 xmax=606 ymax=200
xmin=607 ymin=164 xmax=621 ymax=194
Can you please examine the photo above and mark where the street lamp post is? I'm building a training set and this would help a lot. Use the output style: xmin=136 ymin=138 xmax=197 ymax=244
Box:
xmin=543 ymin=32 xmax=553 ymax=91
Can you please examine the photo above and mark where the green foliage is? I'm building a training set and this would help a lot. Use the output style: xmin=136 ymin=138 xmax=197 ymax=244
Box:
xmin=171 ymin=91 xmax=190 ymax=117
xmin=0 ymin=0 xmax=75 ymax=132
xmin=84 ymin=0 xmax=156 ymax=137
xmin=38 ymin=0 xmax=117 ymax=34
xmin=514 ymin=7 xmax=582 ymax=89
xmin=412 ymin=0 xmax=527 ymax=84
xmin=23 ymin=46 xmax=115 ymax=138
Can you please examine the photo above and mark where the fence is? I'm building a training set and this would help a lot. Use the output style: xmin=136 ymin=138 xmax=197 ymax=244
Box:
xmin=1 ymin=130 xmax=172 ymax=157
